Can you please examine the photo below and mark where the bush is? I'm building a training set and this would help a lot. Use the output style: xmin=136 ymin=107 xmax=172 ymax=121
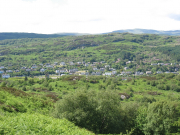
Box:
xmin=53 ymin=90 xmax=130 ymax=134
xmin=136 ymin=101 xmax=179 ymax=134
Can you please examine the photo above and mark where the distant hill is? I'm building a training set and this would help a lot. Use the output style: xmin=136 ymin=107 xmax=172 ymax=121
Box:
xmin=0 ymin=32 xmax=89 ymax=40
xmin=110 ymin=29 xmax=180 ymax=35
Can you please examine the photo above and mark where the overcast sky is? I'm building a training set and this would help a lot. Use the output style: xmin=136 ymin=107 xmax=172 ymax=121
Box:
xmin=0 ymin=0 xmax=180 ymax=34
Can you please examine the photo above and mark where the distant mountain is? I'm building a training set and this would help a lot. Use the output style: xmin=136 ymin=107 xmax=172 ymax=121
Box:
xmin=109 ymin=29 xmax=180 ymax=35
xmin=0 ymin=32 xmax=89 ymax=40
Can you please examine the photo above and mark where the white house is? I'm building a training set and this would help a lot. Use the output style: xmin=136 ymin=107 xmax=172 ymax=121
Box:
xmin=0 ymin=66 xmax=5 ymax=69
xmin=146 ymin=71 xmax=152 ymax=74
xmin=2 ymin=74 xmax=10 ymax=78
xmin=40 ymin=68 xmax=45 ymax=72
xmin=96 ymin=72 xmax=101 ymax=75
xmin=60 ymin=62 xmax=66 ymax=66
xmin=0 ymin=70 xmax=4 ymax=74
xmin=46 ymin=65 xmax=53 ymax=68
xmin=69 ymin=62 xmax=74 ymax=65
xmin=100 ymin=68 xmax=105 ymax=72
xmin=93 ymin=67 xmax=98 ymax=71
xmin=105 ymin=65 xmax=110 ymax=68
xmin=26 ymin=69 xmax=31 ymax=72
xmin=157 ymin=71 xmax=163 ymax=74
xmin=6 ymin=70 xmax=13 ymax=73
xmin=112 ymin=71 xmax=117 ymax=75
xmin=105 ymin=72 xmax=112 ymax=76
xmin=124 ymin=67 xmax=129 ymax=70
xmin=151 ymin=63 xmax=157 ymax=66
xmin=77 ymin=62 xmax=82 ymax=65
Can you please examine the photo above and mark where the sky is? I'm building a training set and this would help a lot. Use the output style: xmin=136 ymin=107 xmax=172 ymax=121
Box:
xmin=0 ymin=0 xmax=180 ymax=34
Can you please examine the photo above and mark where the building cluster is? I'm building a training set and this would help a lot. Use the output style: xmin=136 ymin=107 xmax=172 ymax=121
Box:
xmin=0 ymin=61 xmax=180 ymax=79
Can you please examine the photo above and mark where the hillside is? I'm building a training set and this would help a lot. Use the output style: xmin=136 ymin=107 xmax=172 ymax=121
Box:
xmin=111 ymin=29 xmax=180 ymax=35
xmin=1 ymin=33 xmax=180 ymax=134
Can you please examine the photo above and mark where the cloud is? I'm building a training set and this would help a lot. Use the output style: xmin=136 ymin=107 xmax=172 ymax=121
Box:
xmin=168 ymin=14 xmax=180 ymax=21
xmin=0 ymin=0 xmax=180 ymax=34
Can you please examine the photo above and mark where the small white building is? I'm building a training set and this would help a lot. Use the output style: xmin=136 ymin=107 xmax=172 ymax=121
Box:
xmin=146 ymin=71 xmax=152 ymax=74
xmin=112 ymin=71 xmax=117 ymax=75
xmin=40 ymin=68 xmax=45 ymax=72
xmin=0 ymin=66 xmax=5 ymax=69
xmin=104 ymin=72 xmax=112 ymax=76
xmin=105 ymin=65 xmax=110 ymax=68
xmin=26 ymin=69 xmax=31 ymax=72
xmin=157 ymin=71 xmax=163 ymax=74
xmin=124 ymin=67 xmax=129 ymax=70
xmin=2 ymin=74 xmax=10 ymax=78
xmin=6 ymin=70 xmax=13 ymax=73
xmin=60 ymin=62 xmax=66 ymax=66
xmin=0 ymin=70 xmax=4 ymax=74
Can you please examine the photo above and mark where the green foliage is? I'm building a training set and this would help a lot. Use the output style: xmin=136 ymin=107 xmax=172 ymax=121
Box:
xmin=136 ymin=101 xmax=179 ymax=134
xmin=0 ymin=113 xmax=94 ymax=135
xmin=53 ymin=90 xmax=128 ymax=134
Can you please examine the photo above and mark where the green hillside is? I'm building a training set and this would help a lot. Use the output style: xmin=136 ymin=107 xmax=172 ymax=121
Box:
xmin=1 ymin=33 xmax=180 ymax=134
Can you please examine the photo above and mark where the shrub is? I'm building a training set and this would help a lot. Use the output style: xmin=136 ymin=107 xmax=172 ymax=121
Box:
xmin=53 ymin=90 xmax=129 ymax=134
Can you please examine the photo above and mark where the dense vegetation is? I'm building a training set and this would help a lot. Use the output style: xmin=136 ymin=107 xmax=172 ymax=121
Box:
xmin=1 ymin=33 xmax=180 ymax=134
xmin=1 ymin=73 xmax=180 ymax=134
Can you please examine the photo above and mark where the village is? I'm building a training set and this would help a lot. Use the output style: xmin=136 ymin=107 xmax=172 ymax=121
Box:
xmin=0 ymin=60 xmax=180 ymax=79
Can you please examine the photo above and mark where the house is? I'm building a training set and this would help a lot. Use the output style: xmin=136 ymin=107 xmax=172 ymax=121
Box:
xmin=69 ymin=69 xmax=78 ymax=73
xmin=40 ymin=68 xmax=45 ymax=72
xmin=112 ymin=71 xmax=117 ymax=75
xmin=157 ymin=71 xmax=163 ymax=74
xmin=60 ymin=62 xmax=66 ymax=66
xmin=0 ymin=66 xmax=5 ymax=69
xmin=100 ymin=68 xmax=105 ymax=72
xmin=146 ymin=71 xmax=152 ymax=74
xmin=121 ymin=71 xmax=132 ymax=75
xmin=93 ymin=62 xmax=98 ymax=64
xmin=175 ymin=68 xmax=179 ymax=72
xmin=126 ymin=61 xmax=131 ymax=64
xmin=6 ymin=70 xmax=13 ymax=73
xmin=124 ymin=67 xmax=129 ymax=70
xmin=93 ymin=67 xmax=98 ymax=71
xmin=69 ymin=62 xmax=74 ymax=65
xmin=84 ymin=63 xmax=89 ymax=67
xmin=2 ymin=74 xmax=10 ymax=78
xmin=100 ymin=61 xmax=105 ymax=64
xmin=135 ymin=71 xmax=144 ymax=76
xmin=55 ymin=70 xmax=60 ymax=74
xmin=31 ymin=66 xmax=37 ymax=69
xmin=54 ymin=62 xmax=58 ymax=65
xmin=165 ymin=71 xmax=170 ymax=74
xmin=171 ymin=72 xmax=179 ymax=74
xmin=105 ymin=72 xmax=112 ymax=76
xmin=105 ymin=65 xmax=110 ymax=68
xmin=46 ymin=65 xmax=53 ymax=68
xmin=158 ymin=63 xmax=164 ymax=66
xmin=91 ymin=72 xmax=96 ymax=75
xmin=39 ymin=64 xmax=43 ymax=66
xmin=96 ymin=72 xmax=101 ymax=75
xmin=0 ymin=70 xmax=4 ymax=74
xmin=77 ymin=62 xmax=82 ymax=65
xmin=109 ymin=68 xmax=115 ymax=71
xmin=151 ymin=63 xmax=157 ymax=66
xmin=26 ymin=69 xmax=31 ymax=72
xmin=21 ymin=67 xmax=26 ymax=69
xmin=15 ymin=70 xmax=19 ymax=72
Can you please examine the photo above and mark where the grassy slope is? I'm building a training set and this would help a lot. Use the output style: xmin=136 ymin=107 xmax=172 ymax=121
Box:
xmin=0 ymin=87 xmax=94 ymax=135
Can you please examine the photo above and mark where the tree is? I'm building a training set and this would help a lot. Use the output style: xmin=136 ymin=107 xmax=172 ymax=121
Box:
xmin=24 ymin=76 xmax=28 ymax=81
xmin=136 ymin=101 xmax=179 ymax=135
xmin=53 ymin=90 xmax=127 ymax=134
